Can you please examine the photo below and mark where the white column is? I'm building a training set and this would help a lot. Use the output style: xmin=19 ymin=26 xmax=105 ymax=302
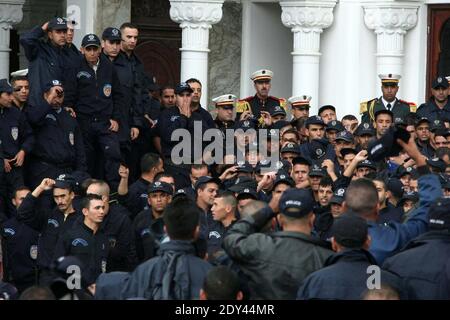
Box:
xmin=169 ymin=0 xmax=224 ymax=108
xmin=363 ymin=1 xmax=419 ymax=92
xmin=0 ymin=0 xmax=24 ymax=79
xmin=280 ymin=0 xmax=336 ymax=111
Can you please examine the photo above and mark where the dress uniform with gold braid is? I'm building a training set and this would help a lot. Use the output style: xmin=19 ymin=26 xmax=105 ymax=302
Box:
xmin=360 ymin=74 xmax=416 ymax=124
xmin=213 ymin=94 xmax=236 ymax=132
xmin=235 ymin=69 xmax=287 ymax=127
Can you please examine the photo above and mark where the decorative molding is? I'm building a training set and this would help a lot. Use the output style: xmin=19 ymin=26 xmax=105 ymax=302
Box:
xmin=170 ymin=0 xmax=224 ymax=25
xmin=363 ymin=4 xmax=419 ymax=35
xmin=280 ymin=1 xmax=337 ymax=54
xmin=169 ymin=0 xmax=224 ymax=51
xmin=0 ymin=0 xmax=24 ymax=27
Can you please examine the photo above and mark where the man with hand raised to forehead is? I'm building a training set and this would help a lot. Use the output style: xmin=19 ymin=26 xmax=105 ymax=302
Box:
xmin=64 ymin=33 xmax=123 ymax=192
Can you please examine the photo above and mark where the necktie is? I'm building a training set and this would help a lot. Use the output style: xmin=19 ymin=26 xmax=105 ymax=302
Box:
xmin=387 ymin=103 xmax=392 ymax=111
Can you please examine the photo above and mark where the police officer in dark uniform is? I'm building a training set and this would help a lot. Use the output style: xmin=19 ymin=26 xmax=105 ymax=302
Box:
xmin=236 ymin=69 xmax=287 ymax=127
xmin=101 ymin=27 xmax=144 ymax=181
xmin=62 ymin=19 xmax=82 ymax=78
xmin=0 ymin=79 xmax=34 ymax=215
xmin=20 ymin=17 xmax=68 ymax=107
xmin=155 ymin=83 xmax=200 ymax=189
xmin=26 ymin=80 xmax=86 ymax=189
xmin=10 ymin=69 xmax=30 ymax=112
xmin=416 ymin=75 xmax=450 ymax=123
xmin=16 ymin=175 xmax=82 ymax=286
xmin=64 ymin=34 xmax=123 ymax=191
xmin=1 ymin=186 xmax=39 ymax=292
xmin=85 ymin=180 xmax=137 ymax=272
xmin=360 ymin=74 xmax=416 ymax=124
xmin=53 ymin=193 xmax=108 ymax=287
xmin=133 ymin=181 xmax=173 ymax=263
xmin=213 ymin=94 xmax=236 ymax=132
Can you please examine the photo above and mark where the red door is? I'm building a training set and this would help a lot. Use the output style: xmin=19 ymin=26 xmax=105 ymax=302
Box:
xmin=131 ymin=0 xmax=181 ymax=90
xmin=427 ymin=5 xmax=450 ymax=98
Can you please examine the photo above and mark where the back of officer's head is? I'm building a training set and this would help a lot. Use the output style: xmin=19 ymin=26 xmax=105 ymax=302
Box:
xmin=141 ymin=152 xmax=162 ymax=174
xmin=200 ymin=266 xmax=243 ymax=300
xmin=19 ymin=286 xmax=55 ymax=300
xmin=163 ymin=197 xmax=200 ymax=240
xmin=85 ymin=179 xmax=110 ymax=199
xmin=344 ymin=178 xmax=379 ymax=220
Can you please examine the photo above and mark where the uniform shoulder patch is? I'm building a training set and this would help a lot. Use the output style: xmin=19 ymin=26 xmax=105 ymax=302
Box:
xmin=236 ymin=100 xmax=250 ymax=113
xmin=278 ymin=97 xmax=287 ymax=109
xmin=400 ymin=100 xmax=417 ymax=112
xmin=360 ymin=101 xmax=368 ymax=114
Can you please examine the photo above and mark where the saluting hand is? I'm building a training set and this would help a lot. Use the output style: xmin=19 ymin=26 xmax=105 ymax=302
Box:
xmin=354 ymin=150 xmax=368 ymax=163
xmin=260 ymin=111 xmax=272 ymax=127
xmin=219 ymin=165 xmax=238 ymax=181
xmin=39 ymin=178 xmax=55 ymax=191
xmin=144 ymin=115 xmax=156 ymax=128
xmin=65 ymin=107 xmax=76 ymax=118
xmin=42 ymin=21 xmax=49 ymax=32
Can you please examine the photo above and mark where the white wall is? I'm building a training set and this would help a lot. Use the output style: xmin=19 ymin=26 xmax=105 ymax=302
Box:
xmin=240 ymin=1 xmax=292 ymax=100
xmin=320 ymin=0 xmax=377 ymax=120
xmin=403 ymin=2 xmax=429 ymax=106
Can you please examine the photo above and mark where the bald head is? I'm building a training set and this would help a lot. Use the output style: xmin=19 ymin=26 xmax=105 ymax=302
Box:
xmin=86 ymin=180 xmax=110 ymax=198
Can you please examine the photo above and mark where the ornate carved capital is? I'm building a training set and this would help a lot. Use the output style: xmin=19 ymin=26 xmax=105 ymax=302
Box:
xmin=363 ymin=2 xmax=419 ymax=35
xmin=280 ymin=0 xmax=337 ymax=32
xmin=0 ymin=0 xmax=25 ymax=28
xmin=169 ymin=0 xmax=224 ymax=26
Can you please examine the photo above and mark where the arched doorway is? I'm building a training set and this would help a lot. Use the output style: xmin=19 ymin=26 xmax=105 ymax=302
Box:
xmin=131 ymin=0 xmax=181 ymax=89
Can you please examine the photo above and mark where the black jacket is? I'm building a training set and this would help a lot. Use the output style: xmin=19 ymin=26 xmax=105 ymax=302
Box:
xmin=53 ymin=217 xmax=108 ymax=286
xmin=106 ymin=52 xmax=144 ymax=143
xmin=297 ymin=249 xmax=405 ymax=300
xmin=65 ymin=54 xmax=122 ymax=121
xmin=132 ymin=208 xmax=166 ymax=263
xmin=16 ymin=193 xmax=82 ymax=269
xmin=95 ymin=240 xmax=212 ymax=299
xmin=26 ymin=102 xmax=86 ymax=171
xmin=223 ymin=207 xmax=333 ymax=299
xmin=117 ymin=177 xmax=151 ymax=219
xmin=0 ymin=106 xmax=34 ymax=159
xmin=383 ymin=231 xmax=450 ymax=300
xmin=101 ymin=203 xmax=137 ymax=272
xmin=1 ymin=216 xmax=39 ymax=289
xmin=416 ymin=97 xmax=450 ymax=123
xmin=20 ymin=26 xmax=66 ymax=107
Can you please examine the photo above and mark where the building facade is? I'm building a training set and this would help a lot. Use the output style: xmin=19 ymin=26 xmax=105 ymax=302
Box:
xmin=1 ymin=0 xmax=449 ymax=118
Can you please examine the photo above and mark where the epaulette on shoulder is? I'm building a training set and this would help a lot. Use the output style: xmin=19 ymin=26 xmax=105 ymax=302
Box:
xmin=359 ymin=98 xmax=375 ymax=114
xmin=236 ymin=99 xmax=250 ymax=113
xmin=278 ymin=97 xmax=287 ymax=109
xmin=240 ymin=96 xmax=253 ymax=102
xmin=399 ymin=100 xmax=417 ymax=112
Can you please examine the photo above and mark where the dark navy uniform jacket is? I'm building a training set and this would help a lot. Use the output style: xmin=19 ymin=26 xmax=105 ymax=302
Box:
xmin=416 ymin=97 xmax=450 ymax=123
xmin=117 ymin=178 xmax=151 ymax=219
xmin=62 ymin=44 xmax=82 ymax=75
xmin=26 ymin=102 xmax=86 ymax=171
xmin=53 ymin=217 xmax=108 ymax=286
xmin=20 ymin=26 xmax=66 ymax=107
xmin=1 ymin=215 xmax=39 ymax=288
xmin=132 ymin=208 xmax=166 ymax=263
xmin=206 ymin=219 xmax=236 ymax=262
xmin=156 ymin=106 xmax=215 ymax=159
xmin=377 ymin=202 xmax=404 ymax=225
xmin=101 ymin=203 xmax=137 ymax=272
xmin=16 ymin=193 xmax=82 ymax=269
xmin=64 ymin=54 xmax=122 ymax=121
xmin=383 ymin=231 xmax=450 ymax=300
xmin=0 ymin=106 xmax=34 ymax=159
xmin=106 ymin=52 xmax=144 ymax=143
xmin=297 ymin=249 xmax=405 ymax=300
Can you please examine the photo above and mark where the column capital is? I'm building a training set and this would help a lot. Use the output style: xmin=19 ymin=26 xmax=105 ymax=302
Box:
xmin=0 ymin=0 xmax=25 ymax=27
xmin=362 ymin=1 xmax=420 ymax=35
xmin=169 ymin=0 xmax=224 ymax=27
xmin=280 ymin=1 xmax=337 ymax=32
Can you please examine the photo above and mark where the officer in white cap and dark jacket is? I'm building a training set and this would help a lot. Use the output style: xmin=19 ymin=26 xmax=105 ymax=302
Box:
xmin=360 ymin=74 xmax=416 ymax=123
xmin=236 ymin=69 xmax=287 ymax=127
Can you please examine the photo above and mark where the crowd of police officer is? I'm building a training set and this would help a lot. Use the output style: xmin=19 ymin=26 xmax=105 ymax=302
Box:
xmin=1 ymin=16 xmax=450 ymax=300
